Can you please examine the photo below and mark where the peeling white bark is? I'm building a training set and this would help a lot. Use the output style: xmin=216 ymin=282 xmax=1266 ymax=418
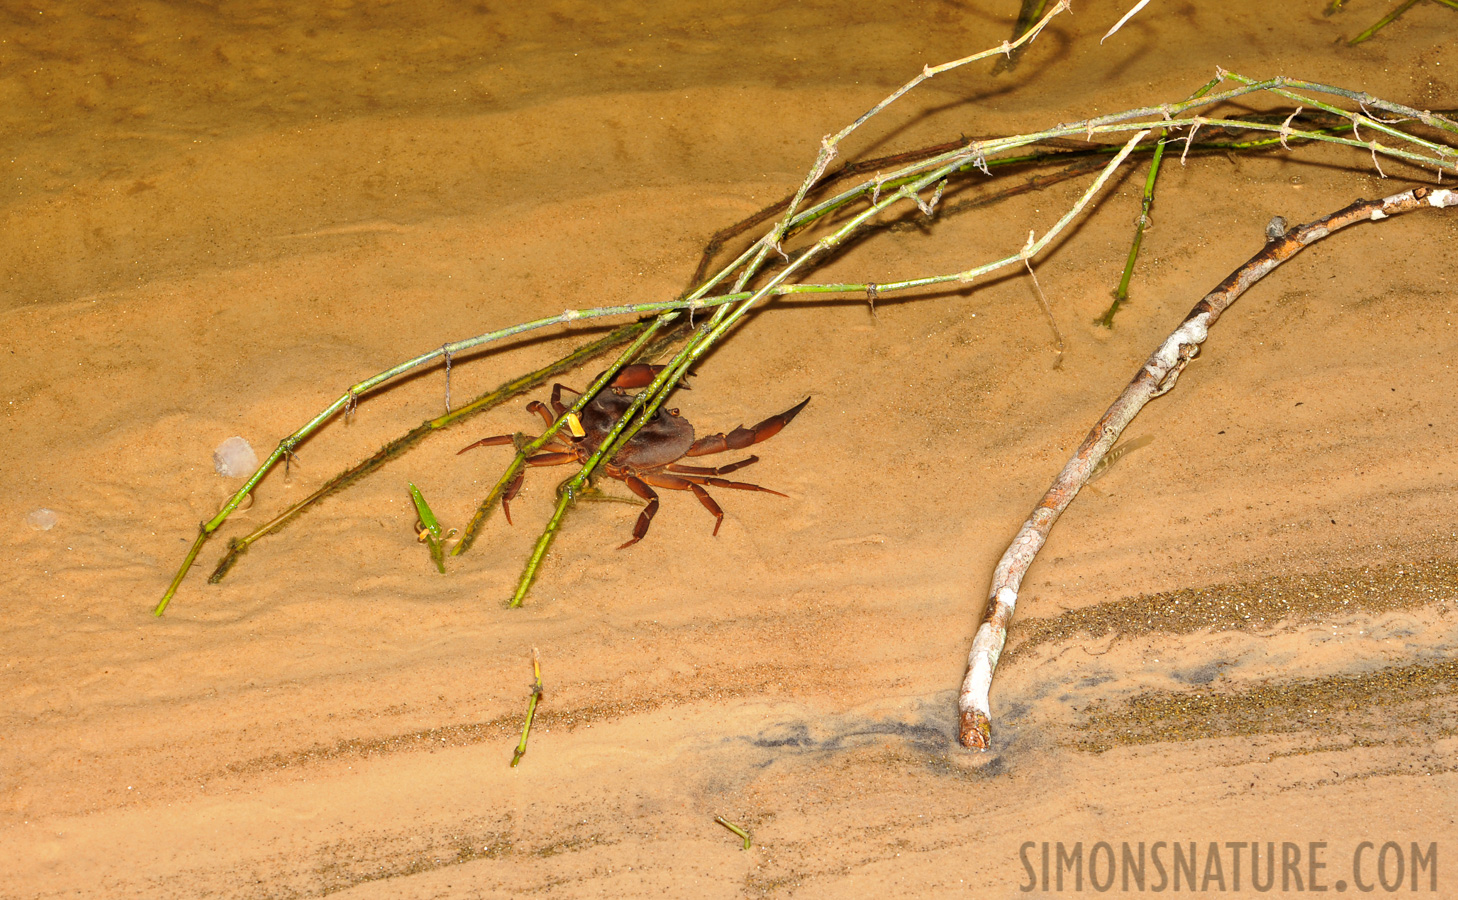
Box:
xmin=957 ymin=186 xmax=1458 ymax=749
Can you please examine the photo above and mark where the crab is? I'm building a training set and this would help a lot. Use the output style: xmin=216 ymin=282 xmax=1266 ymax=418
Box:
xmin=459 ymin=364 xmax=809 ymax=548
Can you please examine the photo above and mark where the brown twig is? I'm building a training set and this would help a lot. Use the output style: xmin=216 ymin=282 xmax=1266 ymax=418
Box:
xmin=957 ymin=185 xmax=1458 ymax=749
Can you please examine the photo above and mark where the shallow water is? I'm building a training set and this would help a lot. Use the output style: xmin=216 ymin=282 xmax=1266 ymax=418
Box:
xmin=3 ymin=1 xmax=1457 ymax=896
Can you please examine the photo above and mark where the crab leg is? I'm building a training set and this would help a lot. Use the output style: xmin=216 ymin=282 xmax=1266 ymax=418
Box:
xmin=620 ymin=475 xmax=662 ymax=549
xmin=457 ymin=438 xmax=577 ymax=523
xmin=670 ymin=473 xmax=788 ymax=498
xmin=456 ymin=434 xmax=517 ymax=454
xmin=667 ymin=456 xmax=759 ymax=477
xmin=526 ymin=400 xmax=557 ymax=428
xmin=457 ymin=434 xmax=572 ymax=455
xmin=637 ymin=472 xmax=726 ymax=537
xmin=686 ymin=397 xmax=810 ymax=457
xmin=548 ymin=384 xmax=582 ymax=418
xmin=499 ymin=470 xmax=525 ymax=525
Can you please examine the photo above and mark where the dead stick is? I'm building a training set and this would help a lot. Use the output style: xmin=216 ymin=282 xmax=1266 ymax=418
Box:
xmin=957 ymin=185 xmax=1458 ymax=750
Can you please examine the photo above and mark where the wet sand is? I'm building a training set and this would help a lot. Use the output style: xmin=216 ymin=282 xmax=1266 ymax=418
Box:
xmin=3 ymin=2 xmax=1457 ymax=896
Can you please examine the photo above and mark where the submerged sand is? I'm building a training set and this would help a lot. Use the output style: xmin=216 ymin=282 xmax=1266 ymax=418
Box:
xmin=2 ymin=1 xmax=1456 ymax=896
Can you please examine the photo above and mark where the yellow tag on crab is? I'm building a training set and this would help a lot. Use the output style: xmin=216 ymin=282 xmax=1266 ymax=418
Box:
xmin=564 ymin=411 xmax=586 ymax=438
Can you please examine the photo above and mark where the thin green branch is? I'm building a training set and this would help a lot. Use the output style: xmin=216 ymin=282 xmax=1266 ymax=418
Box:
xmin=1100 ymin=76 xmax=1222 ymax=327
xmin=777 ymin=130 xmax=1148 ymax=299
xmin=1224 ymin=72 xmax=1458 ymax=140
xmin=157 ymin=55 xmax=1458 ymax=615
xmin=782 ymin=82 xmax=1453 ymax=245
xmin=1103 ymin=136 xmax=1166 ymax=327
xmin=203 ymin=321 xmax=655 ymax=586
xmin=510 ymin=648 xmax=543 ymax=767
xmin=765 ymin=0 xmax=1073 ymax=261
xmin=715 ymin=816 xmax=752 ymax=850
xmin=1348 ymin=0 xmax=1422 ymax=43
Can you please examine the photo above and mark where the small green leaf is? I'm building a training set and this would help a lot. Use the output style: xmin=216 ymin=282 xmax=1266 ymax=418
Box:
xmin=409 ymin=482 xmax=443 ymax=538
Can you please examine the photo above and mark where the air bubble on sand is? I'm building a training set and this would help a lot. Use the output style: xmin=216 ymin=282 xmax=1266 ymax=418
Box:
xmin=26 ymin=508 xmax=59 ymax=531
xmin=214 ymin=436 xmax=258 ymax=477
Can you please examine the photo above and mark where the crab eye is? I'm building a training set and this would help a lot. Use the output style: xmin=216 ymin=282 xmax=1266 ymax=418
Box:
xmin=668 ymin=408 xmax=679 ymax=416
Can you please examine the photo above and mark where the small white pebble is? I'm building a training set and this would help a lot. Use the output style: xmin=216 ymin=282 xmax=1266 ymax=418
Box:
xmin=213 ymin=436 xmax=258 ymax=478
xmin=26 ymin=508 xmax=59 ymax=531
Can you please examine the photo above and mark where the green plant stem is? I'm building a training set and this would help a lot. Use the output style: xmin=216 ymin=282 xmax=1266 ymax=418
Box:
xmin=1348 ymin=0 xmax=1422 ymax=43
xmin=159 ymin=524 xmax=210 ymax=613
xmin=1099 ymin=75 xmax=1222 ymax=328
xmin=781 ymin=90 xmax=1453 ymax=247
xmin=762 ymin=0 xmax=1073 ymax=265
xmin=194 ymin=321 xmax=654 ymax=591
xmin=715 ymin=816 xmax=752 ymax=850
xmin=158 ymin=57 xmax=1458 ymax=616
xmin=747 ymin=132 xmax=1152 ymax=301
xmin=510 ymin=498 xmax=569 ymax=607
xmin=511 ymin=649 xmax=543 ymax=767
xmin=1223 ymin=72 xmax=1458 ymax=141
xmin=1102 ymin=136 xmax=1166 ymax=327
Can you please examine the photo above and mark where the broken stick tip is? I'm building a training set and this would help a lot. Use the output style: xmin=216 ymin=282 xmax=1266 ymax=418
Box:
xmin=958 ymin=710 xmax=992 ymax=750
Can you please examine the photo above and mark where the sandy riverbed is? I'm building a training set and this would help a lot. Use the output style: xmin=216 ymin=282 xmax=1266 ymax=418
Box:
xmin=2 ymin=1 xmax=1456 ymax=896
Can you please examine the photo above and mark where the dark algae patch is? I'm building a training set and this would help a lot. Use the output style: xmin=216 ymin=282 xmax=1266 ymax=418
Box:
xmin=1073 ymin=658 xmax=1458 ymax=752
xmin=1008 ymin=557 xmax=1458 ymax=660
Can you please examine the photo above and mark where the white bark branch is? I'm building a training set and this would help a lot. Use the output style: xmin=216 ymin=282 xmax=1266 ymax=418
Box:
xmin=958 ymin=185 xmax=1458 ymax=749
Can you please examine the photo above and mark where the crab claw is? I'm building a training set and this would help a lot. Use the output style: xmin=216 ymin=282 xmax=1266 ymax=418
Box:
xmin=604 ymin=363 xmax=693 ymax=390
xmin=457 ymin=434 xmax=517 ymax=454
xmin=609 ymin=364 xmax=663 ymax=389
xmin=685 ymin=397 xmax=810 ymax=457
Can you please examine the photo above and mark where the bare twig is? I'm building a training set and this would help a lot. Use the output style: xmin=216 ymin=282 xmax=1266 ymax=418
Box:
xmin=1022 ymin=257 xmax=1065 ymax=366
xmin=992 ymin=0 xmax=1051 ymax=74
xmin=957 ymin=186 xmax=1458 ymax=749
xmin=1102 ymin=0 xmax=1153 ymax=43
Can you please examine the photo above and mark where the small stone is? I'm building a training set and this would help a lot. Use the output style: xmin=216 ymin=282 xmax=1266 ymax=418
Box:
xmin=26 ymin=508 xmax=59 ymax=531
xmin=214 ymin=436 xmax=258 ymax=478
